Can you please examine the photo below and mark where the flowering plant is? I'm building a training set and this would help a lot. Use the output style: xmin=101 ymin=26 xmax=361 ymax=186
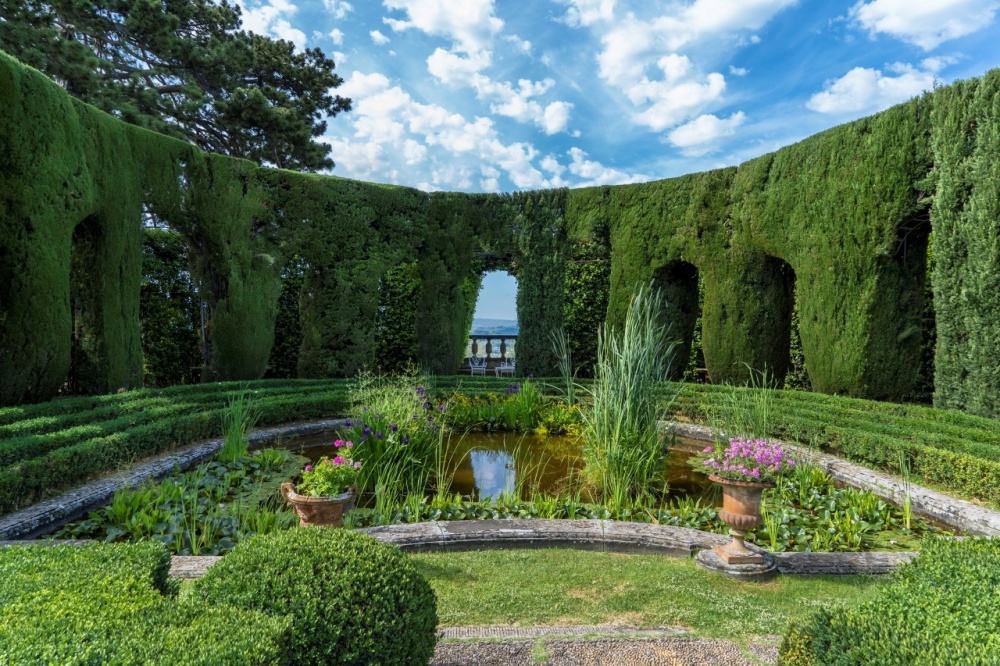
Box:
xmin=296 ymin=440 xmax=361 ymax=497
xmin=694 ymin=437 xmax=795 ymax=483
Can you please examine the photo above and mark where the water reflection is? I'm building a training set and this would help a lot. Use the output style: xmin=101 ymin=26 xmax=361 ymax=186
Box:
xmin=285 ymin=430 xmax=713 ymax=502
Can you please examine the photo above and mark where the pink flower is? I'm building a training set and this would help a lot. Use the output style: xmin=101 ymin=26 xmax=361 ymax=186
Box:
xmin=703 ymin=446 xmax=713 ymax=453
xmin=334 ymin=439 xmax=344 ymax=448
xmin=333 ymin=456 xmax=344 ymax=465
xmin=346 ymin=441 xmax=354 ymax=448
xmin=304 ymin=465 xmax=313 ymax=472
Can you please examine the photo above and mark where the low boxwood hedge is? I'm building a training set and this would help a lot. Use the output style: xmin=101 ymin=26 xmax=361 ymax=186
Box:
xmin=778 ymin=537 xmax=1000 ymax=665
xmin=193 ymin=528 xmax=438 ymax=666
xmin=0 ymin=541 xmax=289 ymax=665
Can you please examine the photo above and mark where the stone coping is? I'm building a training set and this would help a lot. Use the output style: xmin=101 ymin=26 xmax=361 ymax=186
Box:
xmin=664 ymin=421 xmax=1000 ymax=537
xmin=0 ymin=418 xmax=349 ymax=540
xmin=2 ymin=519 xmax=918 ymax=578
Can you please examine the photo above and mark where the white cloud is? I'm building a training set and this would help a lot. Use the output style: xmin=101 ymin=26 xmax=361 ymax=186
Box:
xmin=555 ymin=0 xmax=616 ymax=27
xmin=370 ymin=30 xmax=391 ymax=45
xmin=236 ymin=0 xmax=306 ymax=50
xmin=426 ymin=48 xmax=492 ymax=85
xmin=329 ymin=28 xmax=344 ymax=45
xmin=542 ymin=101 xmax=574 ymax=134
xmin=806 ymin=62 xmax=937 ymax=115
xmin=505 ymin=34 xmax=533 ymax=54
xmin=566 ymin=148 xmax=647 ymax=186
xmin=382 ymin=0 xmax=503 ymax=54
xmin=850 ymin=0 xmax=999 ymax=50
xmin=729 ymin=65 xmax=748 ymax=76
xmin=324 ymin=0 xmax=353 ymax=19
xmin=332 ymin=51 xmax=347 ymax=64
xmin=667 ymin=111 xmax=746 ymax=156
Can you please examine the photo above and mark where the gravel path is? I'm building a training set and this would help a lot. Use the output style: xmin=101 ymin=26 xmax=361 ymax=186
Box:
xmin=430 ymin=628 xmax=779 ymax=665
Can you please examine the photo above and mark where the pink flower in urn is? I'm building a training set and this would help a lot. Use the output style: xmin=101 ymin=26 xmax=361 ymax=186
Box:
xmin=703 ymin=446 xmax=713 ymax=453
xmin=333 ymin=456 xmax=344 ymax=465
xmin=346 ymin=441 xmax=354 ymax=448
xmin=334 ymin=439 xmax=345 ymax=448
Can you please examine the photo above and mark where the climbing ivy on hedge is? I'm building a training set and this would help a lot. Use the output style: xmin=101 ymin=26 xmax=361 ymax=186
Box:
xmin=4 ymin=48 xmax=1000 ymax=417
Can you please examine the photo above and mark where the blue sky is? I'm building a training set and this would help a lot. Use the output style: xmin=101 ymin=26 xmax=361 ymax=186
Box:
xmin=236 ymin=0 xmax=1000 ymax=193
xmin=234 ymin=0 xmax=1000 ymax=319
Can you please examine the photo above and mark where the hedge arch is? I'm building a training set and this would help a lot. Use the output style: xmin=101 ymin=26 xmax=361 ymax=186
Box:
xmin=4 ymin=49 xmax=1000 ymax=418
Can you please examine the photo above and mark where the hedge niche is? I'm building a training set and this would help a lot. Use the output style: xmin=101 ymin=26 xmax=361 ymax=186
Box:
xmin=3 ymin=48 xmax=1000 ymax=417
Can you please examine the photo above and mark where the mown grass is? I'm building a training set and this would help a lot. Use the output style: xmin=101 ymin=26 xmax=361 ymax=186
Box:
xmin=409 ymin=548 xmax=882 ymax=639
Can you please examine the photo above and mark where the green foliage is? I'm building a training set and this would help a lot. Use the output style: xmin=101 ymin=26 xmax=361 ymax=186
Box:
xmin=375 ymin=262 xmax=421 ymax=373
xmin=562 ymin=240 xmax=610 ymax=378
xmin=193 ymin=528 xmax=438 ymax=666
xmin=140 ymin=228 xmax=203 ymax=387
xmin=218 ymin=387 xmax=261 ymax=462
xmin=441 ymin=385 xmax=582 ymax=434
xmin=0 ymin=541 xmax=289 ymax=665
xmin=267 ymin=256 xmax=306 ymax=378
xmin=779 ymin=538 xmax=1000 ymax=665
xmin=0 ymin=0 xmax=350 ymax=171
xmin=297 ymin=451 xmax=360 ymax=497
xmin=0 ymin=380 xmax=349 ymax=515
xmin=583 ymin=285 xmax=676 ymax=511
xmin=673 ymin=382 xmax=1000 ymax=506
xmin=55 ymin=449 xmax=302 ymax=555
xmin=930 ymin=71 xmax=1000 ymax=417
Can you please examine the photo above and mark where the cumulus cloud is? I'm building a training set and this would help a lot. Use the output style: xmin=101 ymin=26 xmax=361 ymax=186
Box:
xmin=236 ymin=0 xmax=307 ymax=50
xmin=566 ymin=148 xmax=647 ymax=186
xmin=370 ymin=30 xmax=391 ymax=45
xmin=729 ymin=65 xmax=748 ymax=76
xmin=329 ymin=28 xmax=344 ymax=45
xmin=806 ymin=59 xmax=950 ymax=115
xmin=323 ymin=0 xmax=353 ymax=19
xmin=382 ymin=0 xmax=503 ymax=54
xmin=850 ymin=0 xmax=999 ymax=50
xmin=555 ymin=0 xmax=616 ymax=27
xmin=667 ymin=111 xmax=746 ymax=156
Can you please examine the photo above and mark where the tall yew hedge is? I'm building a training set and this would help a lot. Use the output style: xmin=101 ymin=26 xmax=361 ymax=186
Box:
xmin=3 ymin=48 xmax=1000 ymax=417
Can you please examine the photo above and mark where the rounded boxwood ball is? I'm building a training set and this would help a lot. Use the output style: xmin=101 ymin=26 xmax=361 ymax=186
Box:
xmin=193 ymin=528 xmax=437 ymax=666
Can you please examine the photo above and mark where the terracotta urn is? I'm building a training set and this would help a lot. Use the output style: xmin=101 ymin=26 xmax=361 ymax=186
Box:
xmin=280 ymin=482 xmax=357 ymax=527
xmin=709 ymin=474 xmax=775 ymax=564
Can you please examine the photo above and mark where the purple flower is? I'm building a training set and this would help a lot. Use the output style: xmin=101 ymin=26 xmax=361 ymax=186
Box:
xmin=354 ymin=461 xmax=362 ymax=469
xmin=703 ymin=446 xmax=713 ymax=453
xmin=344 ymin=419 xmax=353 ymax=427
xmin=375 ymin=432 xmax=384 ymax=440
xmin=403 ymin=437 xmax=410 ymax=444
xmin=362 ymin=427 xmax=372 ymax=436
xmin=437 ymin=403 xmax=446 ymax=412
xmin=304 ymin=464 xmax=313 ymax=472
xmin=389 ymin=423 xmax=398 ymax=433
xmin=423 ymin=401 xmax=432 ymax=411
xmin=362 ymin=406 xmax=369 ymax=412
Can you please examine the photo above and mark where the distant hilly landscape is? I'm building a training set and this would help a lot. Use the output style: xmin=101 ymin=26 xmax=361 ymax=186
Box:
xmin=470 ymin=318 xmax=518 ymax=335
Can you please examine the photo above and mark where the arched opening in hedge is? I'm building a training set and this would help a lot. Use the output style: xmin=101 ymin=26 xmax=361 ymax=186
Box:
xmin=467 ymin=269 xmax=519 ymax=372
xmin=652 ymin=261 xmax=700 ymax=380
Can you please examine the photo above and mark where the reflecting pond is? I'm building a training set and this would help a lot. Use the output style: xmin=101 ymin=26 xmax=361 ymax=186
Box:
xmin=284 ymin=431 xmax=713 ymax=502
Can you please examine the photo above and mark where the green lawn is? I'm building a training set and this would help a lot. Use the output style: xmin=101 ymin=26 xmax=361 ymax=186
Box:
xmin=409 ymin=548 xmax=883 ymax=638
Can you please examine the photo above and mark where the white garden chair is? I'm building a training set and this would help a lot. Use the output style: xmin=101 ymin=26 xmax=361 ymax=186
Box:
xmin=495 ymin=358 xmax=515 ymax=377
xmin=468 ymin=356 xmax=487 ymax=376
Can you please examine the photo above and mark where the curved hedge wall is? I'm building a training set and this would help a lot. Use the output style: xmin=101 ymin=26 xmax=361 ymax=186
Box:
xmin=3 ymin=50 xmax=1000 ymax=416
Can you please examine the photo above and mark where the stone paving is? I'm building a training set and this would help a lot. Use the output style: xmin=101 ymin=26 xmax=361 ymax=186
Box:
xmin=430 ymin=634 xmax=779 ymax=666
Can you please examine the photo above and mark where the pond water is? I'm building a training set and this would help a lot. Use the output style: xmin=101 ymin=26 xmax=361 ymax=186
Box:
xmin=283 ymin=432 xmax=714 ymax=502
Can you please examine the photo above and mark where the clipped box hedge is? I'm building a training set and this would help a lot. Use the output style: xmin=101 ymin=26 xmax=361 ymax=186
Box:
xmin=194 ymin=528 xmax=438 ymax=666
xmin=0 ymin=382 xmax=350 ymax=515
xmin=0 ymin=541 xmax=289 ymax=665
xmin=779 ymin=537 xmax=1000 ymax=665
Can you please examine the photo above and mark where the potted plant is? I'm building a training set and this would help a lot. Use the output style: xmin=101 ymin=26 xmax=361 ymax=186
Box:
xmin=694 ymin=437 xmax=795 ymax=564
xmin=281 ymin=440 xmax=361 ymax=527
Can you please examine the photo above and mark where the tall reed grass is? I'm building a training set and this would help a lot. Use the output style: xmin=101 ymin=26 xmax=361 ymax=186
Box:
xmin=708 ymin=367 xmax=776 ymax=441
xmin=582 ymin=284 xmax=677 ymax=514
xmin=218 ymin=388 xmax=261 ymax=462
